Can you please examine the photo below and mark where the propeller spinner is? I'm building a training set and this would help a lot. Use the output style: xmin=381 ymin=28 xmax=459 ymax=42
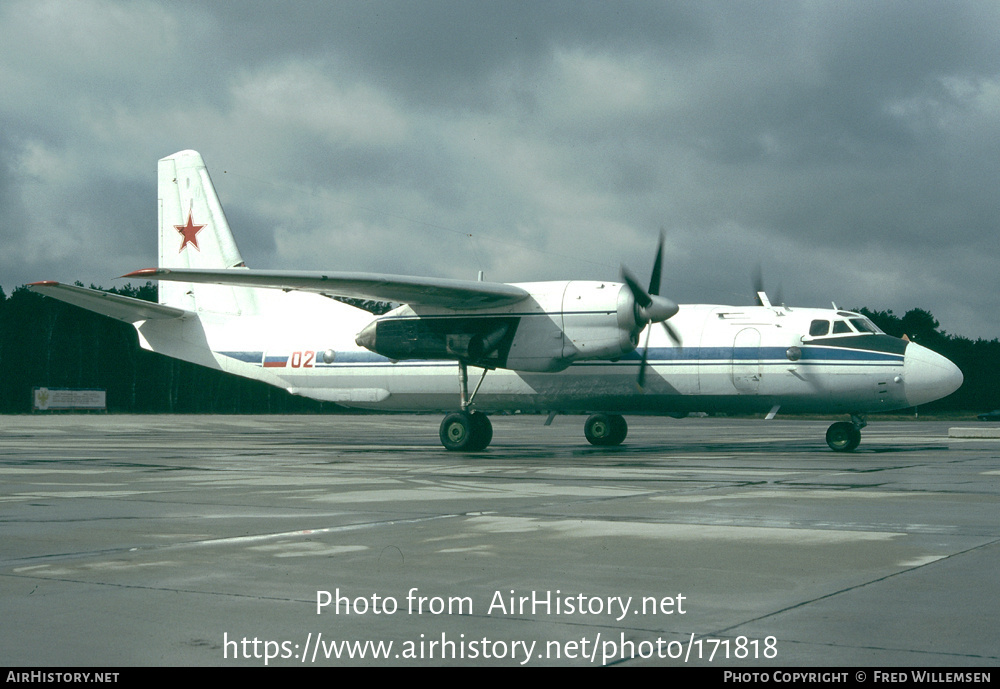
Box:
xmin=622 ymin=233 xmax=681 ymax=387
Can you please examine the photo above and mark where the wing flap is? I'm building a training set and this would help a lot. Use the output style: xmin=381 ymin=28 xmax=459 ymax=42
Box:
xmin=124 ymin=268 xmax=529 ymax=309
xmin=28 ymin=282 xmax=188 ymax=322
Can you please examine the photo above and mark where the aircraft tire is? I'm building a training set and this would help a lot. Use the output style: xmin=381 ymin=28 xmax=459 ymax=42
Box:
xmin=468 ymin=411 xmax=493 ymax=451
xmin=440 ymin=411 xmax=492 ymax=451
xmin=826 ymin=421 xmax=861 ymax=452
xmin=585 ymin=414 xmax=628 ymax=446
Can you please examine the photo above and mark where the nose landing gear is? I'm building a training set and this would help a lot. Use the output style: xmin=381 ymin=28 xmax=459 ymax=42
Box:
xmin=826 ymin=414 xmax=866 ymax=452
xmin=584 ymin=413 xmax=628 ymax=446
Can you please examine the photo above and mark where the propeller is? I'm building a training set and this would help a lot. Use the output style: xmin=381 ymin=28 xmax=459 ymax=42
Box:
xmin=622 ymin=233 xmax=681 ymax=388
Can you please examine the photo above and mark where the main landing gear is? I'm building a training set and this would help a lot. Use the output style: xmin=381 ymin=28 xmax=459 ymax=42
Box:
xmin=826 ymin=414 xmax=866 ymax=452
xmin=584 ymin=413 xmax=628 ymax=446
xmin=439 ymin=361 xmax=493 ymax=452
xmin=439 ymin=410 xmax=493 ymax=451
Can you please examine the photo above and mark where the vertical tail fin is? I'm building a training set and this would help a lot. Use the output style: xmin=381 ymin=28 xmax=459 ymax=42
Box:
xmin=157 ymin=150 xmax=258 ymax=315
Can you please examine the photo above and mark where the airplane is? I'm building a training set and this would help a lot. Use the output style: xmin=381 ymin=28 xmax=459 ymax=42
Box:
xmin=30 ymin=150 xmax=964 ymax=453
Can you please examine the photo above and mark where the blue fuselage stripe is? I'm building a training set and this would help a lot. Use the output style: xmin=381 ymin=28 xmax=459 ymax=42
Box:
xmin=219 ymin=345 xmax=903 ymax=368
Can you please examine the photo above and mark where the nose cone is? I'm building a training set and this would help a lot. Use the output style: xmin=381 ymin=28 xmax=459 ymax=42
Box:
xmin=356 ymin=321 xmax=377 ymax=351
xmin=903 ymin=343 xmax=963 ymax=407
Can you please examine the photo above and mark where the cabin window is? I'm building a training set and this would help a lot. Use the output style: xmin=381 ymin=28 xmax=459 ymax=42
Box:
xmin=809 ymin=320 xmax=830 ymax=336
xmin=832 ymin=320 xmax=852 ymax=334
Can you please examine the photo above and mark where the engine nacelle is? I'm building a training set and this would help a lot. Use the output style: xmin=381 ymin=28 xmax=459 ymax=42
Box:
xmin=355 ymin=315 xmax=519 ymax=368
xmin=356 ymin=280 xmax=644 ymax=372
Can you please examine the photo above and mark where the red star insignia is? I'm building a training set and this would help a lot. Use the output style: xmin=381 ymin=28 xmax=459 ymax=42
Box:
xmin=175 ymin=211 xmax=205 ymax=252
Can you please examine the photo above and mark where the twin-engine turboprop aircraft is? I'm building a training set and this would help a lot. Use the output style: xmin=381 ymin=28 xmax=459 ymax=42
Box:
xmin=30 ymin=150 xmax=963 ymax=452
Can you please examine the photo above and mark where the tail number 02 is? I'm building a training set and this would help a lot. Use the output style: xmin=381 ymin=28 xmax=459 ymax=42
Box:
xmin=289 ymin=351 xmax=315 ymax=368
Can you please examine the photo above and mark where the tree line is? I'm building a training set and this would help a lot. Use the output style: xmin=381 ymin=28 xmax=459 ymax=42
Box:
xmin=0 ymin=283 xmax=996 ymax=414
xmin=0 ymin=283 xmax=336 ymax=414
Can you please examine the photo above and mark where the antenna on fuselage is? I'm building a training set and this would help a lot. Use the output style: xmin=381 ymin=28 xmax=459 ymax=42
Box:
xmin=752 ymin=265 xmax=780 ymax=308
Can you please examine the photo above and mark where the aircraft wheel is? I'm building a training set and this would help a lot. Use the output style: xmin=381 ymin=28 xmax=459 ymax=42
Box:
xmin=440 ymin=411 xmax=492 ymax=451
xmin=585 ymin=414 xmax=628 ymax=446
xmin=826 ymin=421 xmax=861 ymax=452
xmin=468 ymin=411 xmax=493 ymax=451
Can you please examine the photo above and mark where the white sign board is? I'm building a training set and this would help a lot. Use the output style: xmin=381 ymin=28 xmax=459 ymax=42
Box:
xmin=33 ymin=388 xmax=107 ymax=411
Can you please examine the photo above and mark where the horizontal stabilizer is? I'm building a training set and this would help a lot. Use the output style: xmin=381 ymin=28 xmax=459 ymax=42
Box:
xmin=123 ymin=268 xmax=530 ymax=309
xmin=28 ymin=282 xmax=188 ymax=322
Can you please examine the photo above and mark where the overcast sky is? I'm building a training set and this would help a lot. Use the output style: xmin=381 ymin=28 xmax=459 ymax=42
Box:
xmin=2 ymin=0 xmax=998 ymax=339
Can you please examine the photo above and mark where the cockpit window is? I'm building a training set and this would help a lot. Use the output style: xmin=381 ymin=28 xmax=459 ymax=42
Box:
xmin=850 ymin=318 xmax=882 ymax=334
xmin=809 ymin=320 xmax=830 ymax=336
xmin=810 ymin=316 xmax=884 ymax=338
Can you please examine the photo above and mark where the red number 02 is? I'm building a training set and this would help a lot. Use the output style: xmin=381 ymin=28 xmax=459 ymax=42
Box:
xmin=290 ymin=351 xmax=315 ymax=368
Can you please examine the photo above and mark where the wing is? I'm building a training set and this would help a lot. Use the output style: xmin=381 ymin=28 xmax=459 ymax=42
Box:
xmin=28 ymin=282 xmax=188 ymax=322
xmin=122 ymin=268 xmax=530 ymax=309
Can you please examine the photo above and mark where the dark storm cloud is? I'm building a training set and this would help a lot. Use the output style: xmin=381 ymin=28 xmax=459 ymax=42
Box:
xmin=1 ymin=0 xmax=998 ymax=338
xmin=208 ymin=1 xmax=707 ymax=94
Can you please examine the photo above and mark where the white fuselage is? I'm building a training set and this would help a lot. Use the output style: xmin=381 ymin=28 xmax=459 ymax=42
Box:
xmin=134 ymin=285 xmax=959 ymax=417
